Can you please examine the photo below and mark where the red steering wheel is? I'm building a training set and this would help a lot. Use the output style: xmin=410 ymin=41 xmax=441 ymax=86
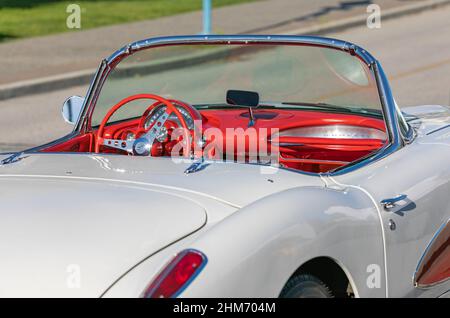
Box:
xmin=95 ymin=94 xmax=195 ymax=156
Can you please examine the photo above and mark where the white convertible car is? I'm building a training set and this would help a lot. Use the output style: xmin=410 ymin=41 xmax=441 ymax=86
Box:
xmin=0 ymin=35 xmax=448 ymax=298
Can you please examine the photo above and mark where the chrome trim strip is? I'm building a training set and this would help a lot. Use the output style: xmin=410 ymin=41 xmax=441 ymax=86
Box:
xmin=279 ymin=156 xmax=349 ymax=165
xmin=22 ymin=131 xmax=80 ymax=153
xmin=75 ymin=59 xmax=109 ymax=133
xmin=376 ymin=63 xmax=403 ymax=149
xmin=426 ymin=124 xmax=450 ymax=136
xmin=107 ymin=35 xmax=377 ymax=66
xmin=276 ymin=142 xmax=305 ymax=147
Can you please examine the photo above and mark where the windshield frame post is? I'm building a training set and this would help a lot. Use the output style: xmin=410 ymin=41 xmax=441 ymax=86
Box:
xmin=74 ymin=59 xmax=109 ymax=133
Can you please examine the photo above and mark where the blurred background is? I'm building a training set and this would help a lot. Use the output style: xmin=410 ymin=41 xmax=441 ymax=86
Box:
xmin=1 ymin=0 xmax=449 ymax=152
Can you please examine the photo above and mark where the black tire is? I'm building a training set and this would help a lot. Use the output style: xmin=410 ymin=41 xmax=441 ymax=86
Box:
xmin=280 ymin=274 xmax=334 ymax=298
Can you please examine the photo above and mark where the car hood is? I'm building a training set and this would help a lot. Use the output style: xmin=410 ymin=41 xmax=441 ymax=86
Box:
xmin=0 ymin=153 xmax=320 ymax=297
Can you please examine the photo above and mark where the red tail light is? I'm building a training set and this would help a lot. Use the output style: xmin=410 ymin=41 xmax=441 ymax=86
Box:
xmin=143 ymin=249 xmax=207 ymax=298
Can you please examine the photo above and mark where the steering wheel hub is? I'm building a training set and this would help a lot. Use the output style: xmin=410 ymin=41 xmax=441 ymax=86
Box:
xmin=133 ymin=138 xmax=152 ymax=156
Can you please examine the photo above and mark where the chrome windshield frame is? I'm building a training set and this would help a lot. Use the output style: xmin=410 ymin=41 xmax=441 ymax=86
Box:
xmin=72 ymin=34 xmax=407 ymax=176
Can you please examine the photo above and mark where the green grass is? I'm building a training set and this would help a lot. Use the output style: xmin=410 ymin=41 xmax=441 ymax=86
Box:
xmin=0 ymin=0 xmax=258 ymax=42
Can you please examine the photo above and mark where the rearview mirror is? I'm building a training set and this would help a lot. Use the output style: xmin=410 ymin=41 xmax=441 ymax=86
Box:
xmin=226 ymin=90 xmax=259 ymax=107
xmin=62 ymin=96 xmax=84 ymax=125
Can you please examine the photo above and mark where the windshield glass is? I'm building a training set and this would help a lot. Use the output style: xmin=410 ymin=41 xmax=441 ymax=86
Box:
xmin=92 ymin=43 xmax=382 ymax=126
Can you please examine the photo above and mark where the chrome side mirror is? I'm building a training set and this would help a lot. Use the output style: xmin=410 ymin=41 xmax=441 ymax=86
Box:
xmin=62 ymin=96 xmax=84 ymax=125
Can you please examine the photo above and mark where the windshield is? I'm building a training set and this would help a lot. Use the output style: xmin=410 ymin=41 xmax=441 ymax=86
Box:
xmin=92 ymin=43 xmax=383 ymax=126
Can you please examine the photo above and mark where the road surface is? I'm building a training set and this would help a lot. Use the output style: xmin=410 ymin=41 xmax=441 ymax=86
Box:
xmin=0 ymin=5 xmax=449 ymax=152
xmin=0 ymin=0 xmax=408 ymax=85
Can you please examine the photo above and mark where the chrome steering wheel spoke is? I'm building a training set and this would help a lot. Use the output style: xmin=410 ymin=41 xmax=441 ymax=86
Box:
xmin=102 ymin=138 xmax=134 ymax=153
xmin=102 ymin=111 xmax=171 ymax=156
xmin=141 ymin=110 xmax=172 ymax=146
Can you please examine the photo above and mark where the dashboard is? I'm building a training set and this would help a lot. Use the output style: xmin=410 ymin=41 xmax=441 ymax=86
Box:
xmin=44 ymin=106 xmax=387 ymax=173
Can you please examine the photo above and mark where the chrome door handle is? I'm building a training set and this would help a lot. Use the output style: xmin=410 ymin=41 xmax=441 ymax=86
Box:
xmin=380 ymin=194 xmax=407 ymax=211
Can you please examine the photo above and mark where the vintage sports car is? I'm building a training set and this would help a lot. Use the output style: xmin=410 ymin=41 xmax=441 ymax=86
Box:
xmin=0 ymin=35 xmax=449 ymax=298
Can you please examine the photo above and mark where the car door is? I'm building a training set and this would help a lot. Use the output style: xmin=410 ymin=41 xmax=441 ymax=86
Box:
xmin=330 ymin=130 xmax=450 ymax=297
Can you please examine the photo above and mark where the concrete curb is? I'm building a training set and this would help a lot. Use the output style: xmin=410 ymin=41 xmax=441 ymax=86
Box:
xmin=0 ymin=69 xmax=95 ymax=100
xmin=1 ymin=0 xmax=449 ymax=101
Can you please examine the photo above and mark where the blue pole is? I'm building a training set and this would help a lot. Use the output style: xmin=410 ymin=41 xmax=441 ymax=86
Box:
xmin=202 ymin=0 xmax=212 ymax=34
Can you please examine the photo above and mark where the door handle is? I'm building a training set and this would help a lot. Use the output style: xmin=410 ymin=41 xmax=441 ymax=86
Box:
xmin=380 ymin=194 xmax=407 ymax=211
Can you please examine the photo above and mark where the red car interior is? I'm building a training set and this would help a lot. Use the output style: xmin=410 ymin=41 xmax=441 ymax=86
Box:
xmin=42 ymin=97 xmax=387 ymax=174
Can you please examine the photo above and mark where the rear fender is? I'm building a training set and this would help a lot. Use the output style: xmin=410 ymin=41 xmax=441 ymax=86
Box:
xmin=184 ymin=185 xmax=386 ymax=297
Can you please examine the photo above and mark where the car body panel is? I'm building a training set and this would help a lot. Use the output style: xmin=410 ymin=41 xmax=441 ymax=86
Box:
xmin=104 ymin=186 xmax=386 ymax=298
xmin=0 ymin=175 xmax=208 ymax=297
xmin=331 ymin=105 xmax=450 ymax=297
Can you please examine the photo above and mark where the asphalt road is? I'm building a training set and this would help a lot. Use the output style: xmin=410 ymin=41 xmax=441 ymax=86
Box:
xmin=1 ymin=5 xmax=449 ymax=153
xmin=0 ymin=0 xmax=407 ymax=85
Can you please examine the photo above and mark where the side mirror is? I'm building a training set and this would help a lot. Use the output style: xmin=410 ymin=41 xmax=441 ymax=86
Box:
xmin=62 ymin=96 xmax=84 ymax=125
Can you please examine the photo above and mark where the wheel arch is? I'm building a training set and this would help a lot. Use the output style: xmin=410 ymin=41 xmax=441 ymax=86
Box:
xmin=279 ymin=256 xmax=359 ymax=298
